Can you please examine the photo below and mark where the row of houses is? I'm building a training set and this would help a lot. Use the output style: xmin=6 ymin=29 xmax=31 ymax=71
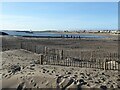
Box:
xmin=98 ymin=30 xmax=120 ymax=34
xmin=67 ymin=30 xmax=120 ymax=34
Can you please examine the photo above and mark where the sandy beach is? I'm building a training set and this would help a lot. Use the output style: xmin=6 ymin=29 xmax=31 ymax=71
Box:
xmin=1 ymin=1 xmax=120 ymax=89
xmin=1 ymin=49 xmax=119 ymax=89
xmin=1 ymin=34 xmax=120 ymax=89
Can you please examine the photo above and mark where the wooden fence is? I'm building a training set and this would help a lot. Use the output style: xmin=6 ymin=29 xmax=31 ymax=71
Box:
xmin=2 ymin=42 xmax=120 ymax=71
xmin=42 ymin=47 xmax=120 ymax=70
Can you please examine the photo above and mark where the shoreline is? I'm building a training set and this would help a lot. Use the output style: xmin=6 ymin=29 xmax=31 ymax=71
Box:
xmin=0 ymin=32 xmax=118 ymax=39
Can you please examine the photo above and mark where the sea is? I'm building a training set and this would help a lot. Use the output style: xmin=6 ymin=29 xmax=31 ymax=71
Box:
xmin=1 ymin=30 xmax=110 ymax=38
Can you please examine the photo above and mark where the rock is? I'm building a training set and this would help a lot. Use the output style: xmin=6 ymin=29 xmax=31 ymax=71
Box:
xmin=10 ymin=64 xmax=21 ymax=74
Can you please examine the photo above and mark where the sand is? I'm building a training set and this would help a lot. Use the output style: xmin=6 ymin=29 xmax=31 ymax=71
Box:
xmin=1 ymin=49 xmax=120 ymax=89
xmin=1 ymin=34 xmax=119 ymax=89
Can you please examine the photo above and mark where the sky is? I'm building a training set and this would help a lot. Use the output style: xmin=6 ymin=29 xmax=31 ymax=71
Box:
xmin=1 ymin=2 xmax=118 ymax=31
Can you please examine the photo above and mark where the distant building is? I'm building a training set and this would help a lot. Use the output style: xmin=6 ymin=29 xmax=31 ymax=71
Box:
xmin=110 ymin=30 xmax=117 ymax=34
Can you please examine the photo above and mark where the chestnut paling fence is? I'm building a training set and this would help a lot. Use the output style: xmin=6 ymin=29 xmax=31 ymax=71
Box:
xmin=42 ymin=47 xmax=119 ymax=70
xmin=2 ymin=42 xmax=120 ymax=71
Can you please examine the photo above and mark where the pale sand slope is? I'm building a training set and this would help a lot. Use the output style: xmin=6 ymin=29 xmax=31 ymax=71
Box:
xmin=1 ymin=49 xmax=120 ymax=89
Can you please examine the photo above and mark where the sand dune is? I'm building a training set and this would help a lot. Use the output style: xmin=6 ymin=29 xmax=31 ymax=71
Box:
xmin=1 ymin=49 xmax=120 ymax=89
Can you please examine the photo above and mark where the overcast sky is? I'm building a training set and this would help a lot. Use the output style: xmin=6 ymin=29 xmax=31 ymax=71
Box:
xmin=1 ymin=2 xmax=118 ymax=31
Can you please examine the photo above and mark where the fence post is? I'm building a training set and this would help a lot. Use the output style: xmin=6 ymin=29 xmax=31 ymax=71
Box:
xmin=118 ymin=53 xmax=120 ymax=71
xmin=21 ymin=42 xmax=22 ymax=49
xmin=34 ymin=45 xmax=35 ymax=53
xmin=70 ymin=59 xmax=71 ymax=66
xmin=40 ymin=54 xmax=44 ymax=65
xmin=59 ymin=50 xmax=63 ymax=60
xmin=56 ymin=55 xmax=58 ymax=65
xmin=91 ymin=51 xmax=93 ymax=68
xmin=79 ymin=59 xmax=80 ymax=67
xmin=35 ymin=45 xmax=36 ymax=53
xmin=109 ymin=53 xmax=111 ymax=70
xmin=45 ymin=46 xmax=47 ymax=55
xmin=73 ymin=60 xmax=75 ymax=67
xmin=104 ymin=59 xmax=106 ymax=71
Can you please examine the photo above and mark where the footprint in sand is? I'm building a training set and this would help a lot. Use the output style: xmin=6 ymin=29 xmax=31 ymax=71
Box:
xmin=33 ymin=83 xmax=37 ymax=87
xmin=16 ymin=82 xmax=25 ymax=90
xmin=30 ymin=79 xmax=34 ymax=84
